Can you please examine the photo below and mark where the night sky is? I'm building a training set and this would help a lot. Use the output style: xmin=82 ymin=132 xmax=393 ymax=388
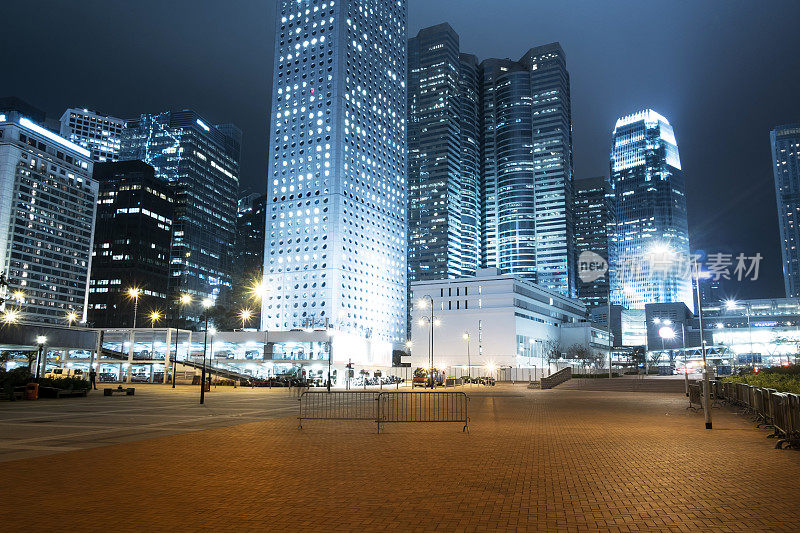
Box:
xmin=3 ymin=0 xmax=799 ymax=299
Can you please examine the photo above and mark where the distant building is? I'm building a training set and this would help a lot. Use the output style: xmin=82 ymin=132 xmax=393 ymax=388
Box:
xmin=0 ymin=109 xmax=98 ymax=325
xmin=120 ymin=110 xmax=241 ymax=320
xmin=407 ymin=269 xmax=608 ymax=374
xmin=771 ymin=124 xmax=800 ymax=297
xmin=231 ymin=192 xmax=267 ymax=312
xmin=88 ymin=161 xmax=174 ymax=328
xmin=693 ymin=276 xmax=724 ymax=309
xmin=59 ymin=108 xmax=125 ymax=162
xmin=574 ymin=176 xmax=613 ymax=308
xmin=610 ymin=109 xmax=692 ymax=311
xmin=263 ymin=0 xmax=408 ymax=345
xmin=407 ymin=23 xmax=480 ymax=282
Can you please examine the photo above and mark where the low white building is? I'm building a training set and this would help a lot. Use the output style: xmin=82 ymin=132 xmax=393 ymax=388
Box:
xmin=407 ymin=269 xmax=611 ymax=376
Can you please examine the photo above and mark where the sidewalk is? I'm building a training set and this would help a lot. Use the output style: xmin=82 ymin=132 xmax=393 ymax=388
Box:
xmin=1 ymin=384 xmax=799 ymax=531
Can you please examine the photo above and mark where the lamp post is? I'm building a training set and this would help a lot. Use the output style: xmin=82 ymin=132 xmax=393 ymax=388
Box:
xmin=417 ymin=295 xmax=436 ymax=388
xmin=463 ymin=332 xmax=471 ymax=383
xmin=35 ymin=335 xmax=47 ymax=378
xmin=200 ymin=298 xmax=213 ymax=405
xmin=726 ymin=299 xmax=754 ymax=369
xmin=127 ymin=287 xmax=142 ymax=328
xmin=693 ymin=262 xmax=712 ymax=429
xmin=172 ymin=294 xmax=192 ymax=389
xmin=148 ymin=311 xmax=161 ymax=365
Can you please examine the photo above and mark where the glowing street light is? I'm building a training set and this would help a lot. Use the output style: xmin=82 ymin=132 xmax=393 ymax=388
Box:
xmin=239 ymin=308 xmax=253 ymax=330
xmin=65 ymin=311 xmax=79 ymax=328
xmin=126 ymin=287 xmax=143 ymax=328
xmin=35 ymin=335 xmax=47 ymax=378
xmin=148 ymin=310 xmax=162 ymax=328
xmin=1 ymin=309 xmax=20 ymax=325
xmin=200 ymin=297 xmax=214 ymax=405
xmin=249 ymin=279 xmax=270 ymax=301
xmin=12 ymin=290 xmax=25 ymax=303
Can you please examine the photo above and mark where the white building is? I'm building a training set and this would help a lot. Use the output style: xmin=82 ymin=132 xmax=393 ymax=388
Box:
xmin=262 ymin=0 xmax=408 ymax=347
xmin=0 ymin=110 xmax=98 ymax=325
xmin=59 ymin=108 xmax=124 ymax=162
xmin=407 ymin=269 xmax=610 ymax=375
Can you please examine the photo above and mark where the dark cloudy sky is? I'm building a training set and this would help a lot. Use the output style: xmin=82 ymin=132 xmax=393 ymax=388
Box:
xmin=3 ymin=0 xmax=799 ymax=299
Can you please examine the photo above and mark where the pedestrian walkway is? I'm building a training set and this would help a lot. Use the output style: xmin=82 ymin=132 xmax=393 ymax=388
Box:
xmin=1 ymin=382 xmax=799 ymax=531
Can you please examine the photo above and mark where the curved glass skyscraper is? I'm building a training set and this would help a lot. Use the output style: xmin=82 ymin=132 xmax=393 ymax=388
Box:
xmin=610 ymin=109 xmax=693 ymax=311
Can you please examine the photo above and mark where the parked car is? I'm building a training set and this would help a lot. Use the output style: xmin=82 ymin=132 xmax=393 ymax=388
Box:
xmin=44 ymin=368 xmax=84 ymax=379
xmin=477 ymin=376 xmax=495 ymax=386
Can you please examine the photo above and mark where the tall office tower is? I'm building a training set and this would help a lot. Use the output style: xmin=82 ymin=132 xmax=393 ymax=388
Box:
xmin=458 ymin=53 xmax=481 ymax=277
xmin=574 ymin=176 xmax=613 ymax=308
xmin=771 ymin=124 xmax=800 ymax=297
xmin=480 ymin=44 xmax=575 ymax=297
xmin=120 ymin=110 xmax=241 ymax=319
xmin=693 ymin=276 xmax=724 ymax=310
xmin=407 ymin=24 xmax=479 ymax=282
xmin=59 ymin=108 xmax=125 ymax=162
xmin=0 ymin=108 xmax=98 ymax=325
xmin=263 ymin=0 xmax=407 ymax=345
xmin=610 ymin=109 xmax=692 ymax=310
xmin=231 ymin=192 xmax=267 ymax=311
xmin=88 ymin=161 xmax=174 ymax=328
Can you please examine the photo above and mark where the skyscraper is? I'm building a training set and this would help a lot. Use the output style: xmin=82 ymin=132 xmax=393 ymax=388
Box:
xmin=88 ymin=161 xmax=174 ymax=328
xmin=480 ymin=45 xmax=575 ymax=297
xmin=771 ymin=124 xmax=800 ymax=298
xmin=262 ymin=0 xmax=407 ymax=345
xmin=610 ymin=109 xmax=692 ymax=310
xmin=406 ymin=26 xmax=576 ymax=298
xmin=0 ymin=108 xmax=98 ymax=325
xmin=574 ymin=176 xmax=613 ymax=308
xmin=59 ymin=108 xmax=125 ymax=162
xmin=232 ymin=192 xmax=267 ymax=311
xmin=407 ymin=23 xmax=479 ymax=282
xmin=120 ymin=110 xmax=240 ymax=319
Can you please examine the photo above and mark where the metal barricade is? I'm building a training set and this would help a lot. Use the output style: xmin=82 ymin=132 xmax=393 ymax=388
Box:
xmin=776 ymin=393 xmax=800 ymax=449
xmin=771 ymin=392 xmax=790 ymax=446
xmin=378 ymin=391 xmax=469 ymax=433
xmin=298 ymin=391 xmax=379 ymax=428
xmin=298 ymin=391 xmax=470 ymax=433
xmin=688 ymin=383 xmax=702 ymax=411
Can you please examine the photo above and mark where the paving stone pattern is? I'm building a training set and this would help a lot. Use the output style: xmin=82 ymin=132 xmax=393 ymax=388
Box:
xmin=1 ymin=382 xmax=799 ymax=531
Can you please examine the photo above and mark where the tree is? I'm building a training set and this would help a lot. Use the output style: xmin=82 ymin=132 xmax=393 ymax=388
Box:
xmin=542 ymin=337 xmax=563 ymax=369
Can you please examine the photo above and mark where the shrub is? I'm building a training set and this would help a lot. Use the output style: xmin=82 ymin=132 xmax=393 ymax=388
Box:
xmin=36 ymin=376 xmax=90 ymax=391
xmin=723 ymin=366 xmax=800 ymax=394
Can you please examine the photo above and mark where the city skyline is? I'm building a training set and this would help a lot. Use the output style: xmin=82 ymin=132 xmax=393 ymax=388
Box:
xmin=2 ymin=1 xmax=800 ymax=300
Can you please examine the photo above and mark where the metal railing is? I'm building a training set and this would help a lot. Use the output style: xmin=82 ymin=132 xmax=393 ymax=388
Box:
xmin=712 ymin=380 xmax=800 ymax=449
xmin=298 ymin=391 xmax=469 ymax=433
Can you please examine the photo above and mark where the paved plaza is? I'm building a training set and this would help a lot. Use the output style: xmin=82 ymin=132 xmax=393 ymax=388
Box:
xmin=1 ymin=378 xmax=799 ymax=531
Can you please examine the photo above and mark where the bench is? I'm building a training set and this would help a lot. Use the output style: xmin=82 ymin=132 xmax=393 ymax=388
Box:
xmin=104 ymin=387 xmax=135 ymax=396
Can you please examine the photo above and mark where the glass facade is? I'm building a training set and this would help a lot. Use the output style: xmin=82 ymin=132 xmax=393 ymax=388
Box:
xmin=480 ymin=46 xmax=575 ymax=297
xmin=610 ymin=109 xmax=692 ymax=311
xmin=59 ymin=108 xmax=125 ymax=163
xmin=120 ymin=110 xmax=241 ymax=318
xmin=88 ymin=161 xmax=174 ymax=328
xmin=407 ymin=23 xmax=479 ymax=283
xmin=771 ymin=124 xmax=800 ymax=297
xmin=0 ymin=111 xmax=98 ymax=324
xmin=263 ymin=0 xmax=407 ymax=346
xmin=574 ymin=176 xmax=613 ymax=308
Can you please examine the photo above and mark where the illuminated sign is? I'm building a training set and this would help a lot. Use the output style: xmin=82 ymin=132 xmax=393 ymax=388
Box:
xmin=196 ymin=119 xmax=210 ymax=132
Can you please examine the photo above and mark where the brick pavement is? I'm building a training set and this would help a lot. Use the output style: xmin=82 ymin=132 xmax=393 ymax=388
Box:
xmin=1 ymin=383 xmax=799 ymax=531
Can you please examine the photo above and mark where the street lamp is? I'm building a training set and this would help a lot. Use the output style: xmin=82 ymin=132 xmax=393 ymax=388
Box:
xmin=726 ymin=298 xmax=754 ymax=369
xmin=65 ymin=311 xmax=79 ymax=328
xmin=35 ymin=335 xmax=47 ymax=378
xmin=1 ymin=309 xmax=20 ymax=325
xmin=12 ymin=290 xmax=25 ymax=303
xmin=126 ymin=287 xmax=142 ymax=328
xmin=239 ymin=308 xmax=253 ymax=330
xmin=171 ymin=294 xmax=192 ymax=389
xmin=692 ymin=262 xmax=712 ymax=429
xmin=417 ymin=295 xmax=437 ymax=388
xmin=148 ymin=311 xmax=162 ymax=362
xmin=200 ymin=298 xmax=213 ymax=404
xmin=463 ymin=332 xmax=471 ymax=382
